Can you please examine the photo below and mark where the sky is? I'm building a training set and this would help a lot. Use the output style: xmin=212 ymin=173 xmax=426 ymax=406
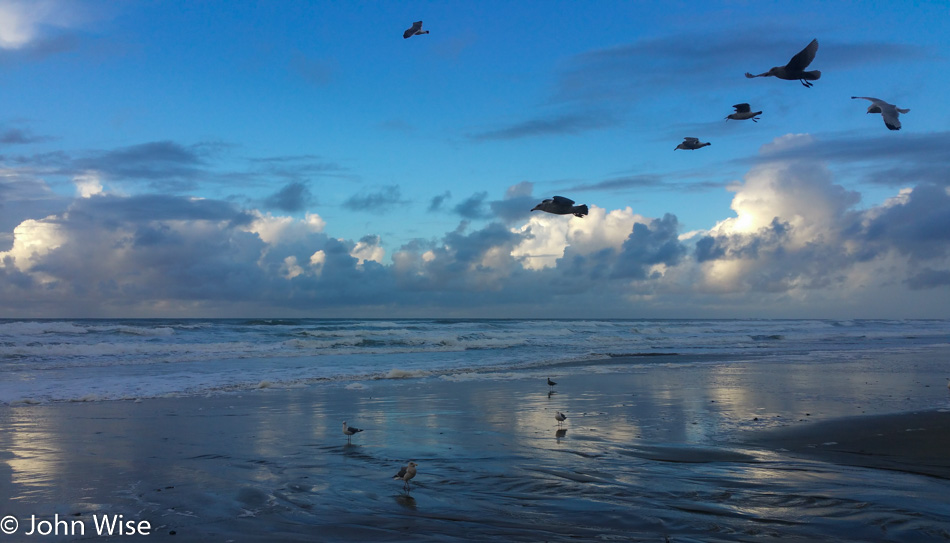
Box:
xmin=1 ymin=0 xmax=949 ymax=318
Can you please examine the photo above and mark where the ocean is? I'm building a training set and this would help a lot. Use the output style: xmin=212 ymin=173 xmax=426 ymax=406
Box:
xmin=3 ymin=318 xmax=950 ymax=541
xmin=2 ymin=318 xmax=948 ymax=405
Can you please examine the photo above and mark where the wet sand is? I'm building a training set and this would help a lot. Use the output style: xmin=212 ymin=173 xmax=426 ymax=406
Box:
xmin=2 ymin=352 xmax=950 ymax=542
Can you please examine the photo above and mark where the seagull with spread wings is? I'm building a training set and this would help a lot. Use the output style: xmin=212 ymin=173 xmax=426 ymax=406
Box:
xmin=851 ymin=96 xmax=909 ymax=131
xmin=745 ymin=39 xmax=821 ymax=87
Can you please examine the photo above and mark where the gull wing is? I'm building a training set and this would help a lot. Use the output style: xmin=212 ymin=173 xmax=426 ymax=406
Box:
xmin=880 ymin=104 xmax=902 ymax=130
xmin=786 ymin=39 xmax=818 ymax=71
xmin=851 ymin=96 xmax=883 ymax=106
xmin=683 ymin=137 xmax=699 ymax=143
xmin=733 ymin=103 xmax=751 ymax=113
xmin=551 ymin=195 xmax=576 ymax=206
xmin=403 ymin=21 xmax=422 ymax=39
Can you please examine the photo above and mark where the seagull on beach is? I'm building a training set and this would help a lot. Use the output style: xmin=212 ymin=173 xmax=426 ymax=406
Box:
xmin=726 ymin=103 xmax=762 ymax=122
xmin=555 ymin=411 xmax=567 ymax=427
xmin=531 ymin=196 xmax=589 ymax=218
xmin=393 ymin=461 xmax=418 ymax=492
xmin=745 ymin=38 xmax=821 ymax=87
xmin=403 ymin=21 xmax=429 ymax=39
xmin=547 ymin=377 xmax=557 ymax=389
xmin=851 ymin=96 xmax=909 ymax=131
xmin=675 ymin=137 xmax=711 ymax=150
xmin=343 ymin=421 xmax=363 ymax=443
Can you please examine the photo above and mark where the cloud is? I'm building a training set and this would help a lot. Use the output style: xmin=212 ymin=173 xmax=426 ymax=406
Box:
xmin=0 ymin=126 xmax=52 ymax=144
xmin=70 ymin=140 xmax=211 ymax=192
xmin=428 ymin=191 xmax=451 ymax=212
xmin=0 ymin=0 xmax=89 ymax=59
xmin=564 ymin=174 xmax=665 ymax=192
xmin=693 ymin=134 xmax=950 ymax=297
xmin=2 ymin=133 xmax=949 ymax=317
xmin=452 ymin=192 xmax=491 ymax=219
xmin=342 ymin=185 xmax=405 ymax=213
xmin=264 ymin=182 xmax=313 ymax=212
xmin=744 ymin=131 xmax=950 ymax=188
xmin=468 ymin=111 xmax=618 ymax=141
xmin=490 ymin=181 xmax=537 ymax=223
xmin=552 ymin=33 xmax=931 ymax=107
xmin=247 ymin=154 xmax=350 ymax=181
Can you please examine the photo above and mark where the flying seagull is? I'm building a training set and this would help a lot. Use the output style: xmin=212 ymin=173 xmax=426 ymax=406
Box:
xmin=675 ymin=137 xmax=711 ymax=150
xmin=547 ymin=377 xmax=557 ymax=389
xmin=745 ymin=39 xmax=821 ymax=87
xmin=342 ymin=421 xmax=363 ymax=443
xmin=851 ymin=96 xmax=909 ymax=131
xmin=393 ymin=461 xmax=418 ymax=492
xmin=555 ymin=411 xmax=567 ymax=427
xmin=403 ymin=21 xmax=429 ymax=39
xmin=726 ymin=103 xmax=762 ymax=122
xmin=531 ymin=196 xmax=589 ymax=218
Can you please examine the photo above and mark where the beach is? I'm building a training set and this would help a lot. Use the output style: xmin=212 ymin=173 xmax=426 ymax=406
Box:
xmin=2 ymin=347 xmax=949 ymax=542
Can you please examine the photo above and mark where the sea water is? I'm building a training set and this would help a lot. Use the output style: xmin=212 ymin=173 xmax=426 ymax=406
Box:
xmin=2 ymin=318 xmax=948 ymax=405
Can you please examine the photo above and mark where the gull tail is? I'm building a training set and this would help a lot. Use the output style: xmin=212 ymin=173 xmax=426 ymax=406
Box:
xmin=572 ymin=205 xmax=589 ymax=217
xmin=897 ymin=108 xmax=910 ymax=114
xmin=803 ymin=70 xmax=821 ymax=80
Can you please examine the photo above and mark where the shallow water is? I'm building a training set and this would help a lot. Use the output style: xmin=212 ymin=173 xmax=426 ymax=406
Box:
xmin=2 ymin=349 xmax=949 ymax=542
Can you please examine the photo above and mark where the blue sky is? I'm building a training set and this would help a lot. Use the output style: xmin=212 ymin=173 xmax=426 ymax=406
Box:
xmin=1 ymin=0 xmax=949 ymax=318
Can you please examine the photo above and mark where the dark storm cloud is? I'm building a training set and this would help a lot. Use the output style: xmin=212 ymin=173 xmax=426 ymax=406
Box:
xmin=468 ymin=111 xmax=618 ymax=141
xmin=264 ymin=182 xmax=313 ymax=212
xmin=342 ymin=185 xmax=405 ymax=212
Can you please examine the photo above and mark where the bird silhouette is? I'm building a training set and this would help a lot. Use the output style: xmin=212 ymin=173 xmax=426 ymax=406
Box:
xmin=675 ymin=137 xmax=711 ymax=150
xmin=726 ymin=103 xmax=762 ymax=122
xmin=745 ymin=39 xmax=821 ymax=87
xmin=532 ymin=196 xmax=588 ymax=218
xmin=403 ymin=21 xmax=429 ymax=39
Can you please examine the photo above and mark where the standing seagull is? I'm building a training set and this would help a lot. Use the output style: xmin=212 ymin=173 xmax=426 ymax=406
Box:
xmin=675 ymin=137 xmax=711 ymax=150
xmin=547 ymin=377 xmax=557 ymax=389
xmin=342 ymin=421 xmax=363 ymax=443
xmin=851 ymin=96 xmax=909 ymax=131
xmin=745 ymin=39 xmax=821 ymax=87
xmin=403 ymin=21 xmax=429 ymax=39
xmin=726 ymin=103 xmax=762 ymax=122
xmin=531 ymin=196 xmax=589 ymax=218
xmin=393 ymin=461 xmax=418 ymax=492
xmin=555 ymin=411 xmax=567 ymax=427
